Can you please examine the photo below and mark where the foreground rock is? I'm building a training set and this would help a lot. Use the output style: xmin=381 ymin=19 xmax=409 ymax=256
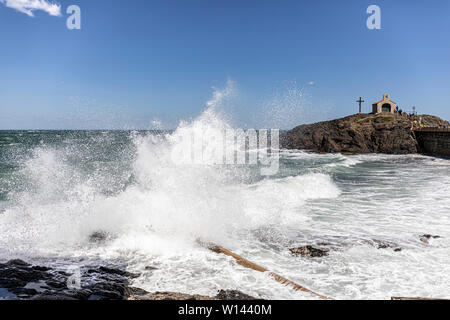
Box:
xmin=0 ymin=259 xmax=139 ymax=300
xmin=289 ymin=246 xmax=329 ymax=258
xmin=215 ymin=290 xmax=258 ymax=300
xmin=281 ymin=113 xmax=449 ymax=154
xmin=129 ymin=290 xmax=257 ymax=301
xmin=289 ymin=237 xmax=404 ymax=258
xmin=366 ymin=239 xmax=402 ymax=252
xmin=129 ymin=291 xmax=216 ymax=300
xmin=419 ymin=234 xmax=441 ymax=244
xmin=0 ymin=260 xmax=256 ymax=300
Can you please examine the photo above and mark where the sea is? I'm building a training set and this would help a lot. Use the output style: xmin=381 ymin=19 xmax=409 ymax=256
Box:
xmin=1 ymin=106 xmax=449 ymax=300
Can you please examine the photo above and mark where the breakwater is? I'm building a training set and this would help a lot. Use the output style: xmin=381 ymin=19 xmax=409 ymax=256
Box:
xmin=415 ymin=128 xmax=450 ymax=158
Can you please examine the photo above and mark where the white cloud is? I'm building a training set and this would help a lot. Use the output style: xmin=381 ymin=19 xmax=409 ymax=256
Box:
xmin=0 ymin=0 xmax=61 ymax=17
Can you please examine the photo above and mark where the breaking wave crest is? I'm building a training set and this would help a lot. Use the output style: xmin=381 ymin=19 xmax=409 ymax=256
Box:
xmin=0 ymin=82 xmax=340 ymax=262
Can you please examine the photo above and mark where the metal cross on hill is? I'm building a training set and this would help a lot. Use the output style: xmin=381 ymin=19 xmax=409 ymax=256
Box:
xmin=356 ymin=97 xmax=365 ymax=113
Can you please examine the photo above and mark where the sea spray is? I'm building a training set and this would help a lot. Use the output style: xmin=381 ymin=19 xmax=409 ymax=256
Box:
xmin=0 ymin=81 xmax=289 ymax=256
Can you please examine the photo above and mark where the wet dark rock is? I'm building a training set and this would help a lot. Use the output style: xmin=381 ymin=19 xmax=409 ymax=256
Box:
xmin=369 ymin=239 xmax=402 ymax=252
xmin=289 ymin=245 xmax=329 ymax=258
xmin=288 ymin=236 xmax=404 ymax=256
xmin=1 ymin=259 xmax=260 ymax=301
xmin=281 ymin=113 xmax=449 ymax=154
xmin=6 ymin=259 xmax=30 ymax=267
xmin=89 ymin=231 xmax=112 ymax=243
xmin=32 ymin=266 xmax=52 ymax=272
xmin=0 ymin=260 xmax=53 ymax=289
xmin=30 ymin=294 xmax=78 ymax=300
xmin=145 ymin=266 xmax=158 ymax=271
xmin=125 ymin=286 xmax=150 ymax=297
xmin=46 ymin=280 xmax=67 ymax=289
xmin=58 ymin=289 xmax=93 ymax=300
xmin=88 ymin=266 xmax=140 ymax=278
xmin=88 ymin=288 xmax=123 ymax=300
xmin=420 ymin=234 xmax=441 ymax=244
xmin=16 ymin=288 xmax=39 ymax=296
xmin=128 ymin=290 xmax=258 ymax=301
xmin=129 ymin=291 xmax=216 ymax=301
xmin=215 ymin=290 xmax=258 ymax=300
xmin=0 ymin=260 xmax=140 ymax=300
xmin=316 ymin=242 xmax=331 ymax=247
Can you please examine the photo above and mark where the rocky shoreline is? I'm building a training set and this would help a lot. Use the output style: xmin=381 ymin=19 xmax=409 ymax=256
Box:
xmin=1 ymin=232 xmax=440 ymax=300
xmin=0 ymin=232 xmax=442 ymax=300
xmin=0 ymin=259 xmax=257 ymax=300
xmin=281 ymin=113 xmax=449 ymax=154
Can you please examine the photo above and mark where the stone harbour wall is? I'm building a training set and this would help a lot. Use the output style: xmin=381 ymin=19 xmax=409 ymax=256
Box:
xmin=415 ymin=129 xmax=450 ymax=158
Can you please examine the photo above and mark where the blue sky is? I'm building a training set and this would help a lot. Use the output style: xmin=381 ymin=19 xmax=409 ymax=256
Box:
xmin=1 ymin=0 xmax=449 ymax=129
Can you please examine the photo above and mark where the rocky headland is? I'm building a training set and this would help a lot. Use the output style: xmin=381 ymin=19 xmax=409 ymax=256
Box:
xmin=281 ymin=113 xmax=449 ymax=154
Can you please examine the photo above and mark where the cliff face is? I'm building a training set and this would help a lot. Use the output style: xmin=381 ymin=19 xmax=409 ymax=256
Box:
xmin=281 ymin=113 xmax=449 ymax=154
